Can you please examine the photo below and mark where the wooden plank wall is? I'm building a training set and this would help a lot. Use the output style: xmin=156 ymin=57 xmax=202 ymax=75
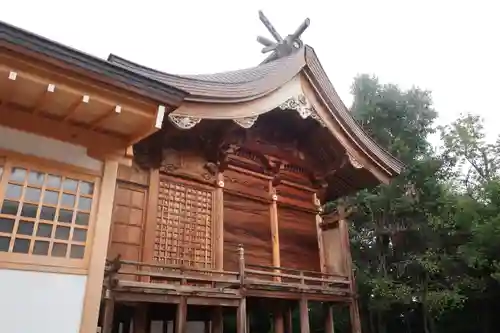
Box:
xmin=322 ymin=227 xmax=345 ymax=275
xmin=107 ymin=164 xmax=149 ymax=262
xmin=223 ymin=168 xmax=272 ymax=271
xmin=223 ymin=193 xmax=272 ymax=271
xmin=278 ymin=206 xmax=320 ymax=272
xmin=277 ymin=182 xmax=321 ymax=273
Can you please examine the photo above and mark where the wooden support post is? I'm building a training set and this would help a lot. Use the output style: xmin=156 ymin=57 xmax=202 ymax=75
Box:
xmin=215 ymin=173 xmax=225 ymax=271
xmin=299 ymin=297 xmax=310 ymax=333
xmin=349 ymin=299 xmax=362 ymax=333
xmin=324 ymin=303 xmax=335 ymax=333
xmin=313 ymin=193 xmax=326 ymax=274
xmin=269 ymin=184 xmax=281 ymax=281
xmin=176 ymin=297 xmax=187 ymax=333
xmin=204 ymin=320 xmax=211 ymax=333
xmin=338 ymin=200 xmax=362 ymax=333
xmin=284 ymin=305 xmax=293 ymax=333
xmin=101 ymin=296 xmax=115 ymax=333
xmin=238 ymin=244 xmax=245 ymax=285
xmin=237 ymin=297 xmax=247 ymax=333
xmin=143 ymin=168 xmax=160 ymax=279
xmin=133 ymin=304 xmax=148 ymax=333
xmin=274 ymin=309 xmax=285 ymax=333
xmin=211 ymin=307 xmax=223 ymax=333
xmin=80 ymin=160 xmax=119 ymax=333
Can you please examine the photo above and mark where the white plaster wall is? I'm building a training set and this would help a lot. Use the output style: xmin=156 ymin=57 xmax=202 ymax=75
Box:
xmin=0 ymin=268 xmax=86 ymax=333
xmin=0 ymin=125 xmax=102 ymax=172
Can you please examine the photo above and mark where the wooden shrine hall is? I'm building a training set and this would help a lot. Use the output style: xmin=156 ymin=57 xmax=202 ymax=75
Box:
xmin=0 ymin=11 xmax=402 ymax=333
xmin=101 ymin=12 xmax=402 ymax=333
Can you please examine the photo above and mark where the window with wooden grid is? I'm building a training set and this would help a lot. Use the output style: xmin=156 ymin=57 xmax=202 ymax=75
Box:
xmin=155 ymin=178 xmax=213 ymax=268
xmin=0 ymin=160 xmax=96 ymax=264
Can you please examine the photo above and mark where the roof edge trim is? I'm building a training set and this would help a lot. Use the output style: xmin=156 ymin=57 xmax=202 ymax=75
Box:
xmin=0 ymin=20 xmax=186 ymax=105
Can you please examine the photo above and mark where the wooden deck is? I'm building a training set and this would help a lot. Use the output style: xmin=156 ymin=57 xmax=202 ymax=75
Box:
xmin=104 ymin=247 xmax=352 ymax=306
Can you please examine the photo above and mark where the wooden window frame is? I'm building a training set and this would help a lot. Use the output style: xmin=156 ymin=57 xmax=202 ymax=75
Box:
xmin=152 ymin=174 xmax=216 ymax=269
xmin=0 ymin=149 xmax=100 ymax=274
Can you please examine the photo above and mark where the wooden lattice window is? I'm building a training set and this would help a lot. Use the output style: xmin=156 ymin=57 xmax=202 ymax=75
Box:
xmin=0 ymin=160 xmax=96 ymax=264
xmin=155 ymin=177 xmax=213 ymax=268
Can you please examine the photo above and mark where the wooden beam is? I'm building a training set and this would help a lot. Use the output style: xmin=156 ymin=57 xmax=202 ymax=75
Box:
xmin=101 ymin=295 xmax=115 ymax=333
xmin=349 ymin=300 xmax=362 ymax=333
xmin=269 ymin=183 xmax=281 ymax=280
xmin=143 ymin=168 xmax=160 ymax=276
xmin=324 ymin=303 xmax=335 ymax=333
xmin=274 ymin=308 xmax=285 ymax=333
xmin=0 ymin=100 xmax=127 ymax=154
xmin=320 ymin=207 xmax=354 ymax=230
xmin=133 ymin=303 xmax=148 ymax=333
xmin=285 ymin=305 xmax=293 ymax=333
xmin=299 ymin=297 xmax=310 ymax=333
xmin=79 ymin=160 xmax=119 ymax=333
xmin=237 ymin=297 xmax=247 ymax=333
xmin=214 ymin=172 xmax=225 ymax=271
xmin=63 ymin=94 xmax=90 ymax=122
xmin=338 ymin=201 xmax=362 ymax=333
xmin=0 ymin=71 xmax=17 ymax=112
xmin=32 ymin=83 xmax=56 ymax=115
xmin=175 ymin=296 xmax=187 ymax=333
xmin=125 ymin=105 xmax=167 ymax=146
xmin=0 ymin=63 xmax=157 ymax=120
xmin=88 ymin=105 xmax=122 ymax=130
xmin=313 ymin=193 xmax=326 ymax=273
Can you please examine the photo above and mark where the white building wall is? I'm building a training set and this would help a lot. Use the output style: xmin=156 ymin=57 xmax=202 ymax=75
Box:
xmin=0 ymin=268 xmax=87 ymax=333
xmin=0 ymin=125 xmax=102 ymax=172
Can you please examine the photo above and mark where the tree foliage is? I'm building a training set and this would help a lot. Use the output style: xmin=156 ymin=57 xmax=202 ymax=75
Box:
xmin=325 ymin=75 xmax=500 ymax=333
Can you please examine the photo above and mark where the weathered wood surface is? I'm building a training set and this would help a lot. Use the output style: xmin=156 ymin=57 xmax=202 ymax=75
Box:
xmin=108 ymin=174 xmax=148 ymax=265
xmin=278 ymin=206 xmax=320 ymax=273
xmin=224 ymin=193 xmax=272 ymax=271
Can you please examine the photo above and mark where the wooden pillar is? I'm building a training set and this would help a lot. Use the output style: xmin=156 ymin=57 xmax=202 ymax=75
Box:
xmin=349 ymin=300 xmax=362 ymax=333
xmin=237 ymin=297 xmax=247 ymax=333
xmin=274 ymin=309 xmax=285 ymax=333
xmin=313 ymin=193 xmax=326 ymax=273
xmin=237 ymin=244 xmax=247 ymax=333
xmin=269 ymin=184 xmax=281 ymax=271
xmin=143 ymin=168 xmax=160 ymax=271
xmin=211 ymin=307 xmax=223 ymax=333
xmin=133 ymin=304 xmax=148 ymax=333
xmin=284 ymin=305 xmax=293 ymax=333
xmin=204 ymin=320 xmax=211 ymax=333
xmin=269 ymin=184 xmax=283 ymax=333
xmin=299 ymin=297 xmax=310 ymax=333
xmin=101 ymin=296 xmax=115 ymax=333
xmin=211 ymin=173 xmax=225 ymax=333
xmin=215 ymin=172 xmax=225 ymax=270
xmin=324 ymin=303 xmax=335 ymax=333
xmin=80 ymin=159 xmax=119 ymax=333
xmin=338 ymin=201 xmax=362 ymax=333
xmin=176 ymin=297 xmax=187 ymax=333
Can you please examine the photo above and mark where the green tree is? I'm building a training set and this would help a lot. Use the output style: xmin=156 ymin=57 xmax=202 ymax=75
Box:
xmin=346 ymin=75 xmax=464 ymax=333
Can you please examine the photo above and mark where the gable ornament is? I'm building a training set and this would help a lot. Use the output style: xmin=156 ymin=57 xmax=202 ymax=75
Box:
xmin=348 ymin=153 xmax=363 ymax=169
xmin=233 ymin=115 xmax=259 ymax=129
xmin=168 ymin=114 xmax=201 ymax=129
xmin=278 ymin=94 xmax=326 ymax=127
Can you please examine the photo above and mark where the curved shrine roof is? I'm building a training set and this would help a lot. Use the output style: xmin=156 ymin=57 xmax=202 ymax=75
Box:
xmin=108 ymin=48 xmax=404 ymax=177
xmin=0 ymin=18 xmax=403 ymax=181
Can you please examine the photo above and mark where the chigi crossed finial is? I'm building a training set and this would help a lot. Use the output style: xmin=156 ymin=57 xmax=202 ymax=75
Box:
xmin=257 ymin=10 xmax=310 ymax=63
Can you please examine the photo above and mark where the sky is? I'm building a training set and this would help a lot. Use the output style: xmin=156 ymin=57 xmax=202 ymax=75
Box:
xmin=2 ymin=0 xmax=499 ymax=143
